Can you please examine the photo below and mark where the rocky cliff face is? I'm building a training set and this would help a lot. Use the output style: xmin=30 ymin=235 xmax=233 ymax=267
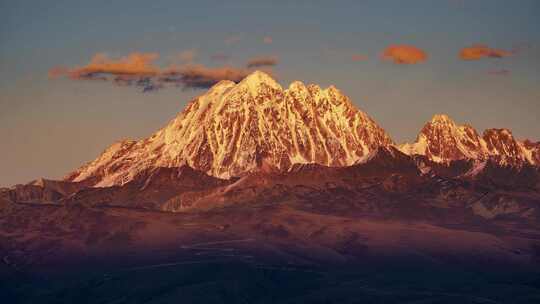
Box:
xmin=399 ymin=114 xmax=539 ymax=166
xmin=65 ymin=71 xmax=393 ymax=187
xmin=521 ymin=139 xmax=540 ymax=165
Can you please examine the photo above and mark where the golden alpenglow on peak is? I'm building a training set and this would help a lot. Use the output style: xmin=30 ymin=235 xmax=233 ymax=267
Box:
xmin=66 ymin=75 xmax=393 ymax=186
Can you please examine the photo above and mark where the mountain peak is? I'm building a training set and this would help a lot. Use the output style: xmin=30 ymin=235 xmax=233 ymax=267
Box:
xmin=238 ymin=70 xmax=282 ymax=93
xmin=430 ymin=114 xmax=455 ymax=124
xmin=66 ymin=74 xmax=393 ymax=186
xmin=210 ymin=79 xmax=236 ymax=89
xmin=400 ymin=115 xmax=486 ymax=162
xmin=288 ymin=80 xmax=307 ymax=91
xmin=401 ymin=115 xmax=539 ymax=166
xmin=482 ymin=128 xmax=525 ymax=163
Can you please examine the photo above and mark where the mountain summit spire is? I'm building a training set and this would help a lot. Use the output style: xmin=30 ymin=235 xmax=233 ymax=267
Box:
xmin=237 ymin=70 xmax=282 ymax=94
xmin=242 ymin=70 xmax=278 ymax=84
xmin=430 ymin=113 xmax=454 ymax=124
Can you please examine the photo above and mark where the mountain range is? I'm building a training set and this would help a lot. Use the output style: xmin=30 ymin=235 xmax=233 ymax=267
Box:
xmin=400 ymin=113 xmax=540 ymax=166
xmin=57 ymin=70 xmax=539 ymax=188
xmin=2 ymin=70 xmax=540 ymax=214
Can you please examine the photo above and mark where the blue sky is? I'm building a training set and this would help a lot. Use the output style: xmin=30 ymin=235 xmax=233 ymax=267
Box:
xmin=1 ymin=0 xmax=539 ymax=185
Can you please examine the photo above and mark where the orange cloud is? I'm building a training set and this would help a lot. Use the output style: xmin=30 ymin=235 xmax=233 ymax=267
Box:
xmin=69 ymin=52 xmax=160 ymax=79
xmin=351 ymin=54 xmax=368 ymax=62
xmin=161 ymin=65 xmax=252 ymax=89
xmin=48 ymin=52 xmax=160 ymax=89
xmin=381 ymin=45 xmax=428 ymax=64
xmin=263 ymin=36 xmax=273 ymax=44
xmin=48 ymin=66 xmax=70 ymax=79
xmin=459 ymin=44 xmax=513 ymax=60
xmin=246 ymin=56 xmax=278 ymax=68
xmin=49 ymin=52 xmax=276 ymax=92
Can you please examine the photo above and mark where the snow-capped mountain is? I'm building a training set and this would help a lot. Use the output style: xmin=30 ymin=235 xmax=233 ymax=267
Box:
xmin=66 ymin=71 xmax=394 ymax=187
xmin=399 ymin=114 xmax=540 ymax=166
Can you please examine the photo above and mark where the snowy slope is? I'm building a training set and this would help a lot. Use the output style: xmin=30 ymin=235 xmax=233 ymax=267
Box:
xmin=399 ymin=114 xmax=540 ymax=166
xmin=66 ymin=71 xmax=394 ymax=187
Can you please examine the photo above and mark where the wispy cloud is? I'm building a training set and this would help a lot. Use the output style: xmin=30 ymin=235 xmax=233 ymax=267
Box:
xmin=351 ymin=53 xmax=368 ymax=62
xmin=113 ymin=74 xmax=164 ymax=92
xmin=459 ymin=44 xmax=513 ymax=60
xmin=381 ymin=45 xmax=428 ymax=64
xmin=49 ymin=52 xmax=277 ymax=92
xmin=246 ymin=56 xmax=278 ymax=68
xmin=48 ymin=66 xmax=71 ymax=79
xmin=48 ymin=52 xmax=161 ymax=91
xmin=160 ymin=65 xmax=251 ymax=89
xmin=71 ymin=52 xmax=159 ymax=78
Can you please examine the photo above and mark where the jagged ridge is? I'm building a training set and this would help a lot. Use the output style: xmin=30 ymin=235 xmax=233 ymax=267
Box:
xmin=66 ymin=71 xmax=394 ymax=187
xmin=399 ymin=114 xmax=540 ymax=166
